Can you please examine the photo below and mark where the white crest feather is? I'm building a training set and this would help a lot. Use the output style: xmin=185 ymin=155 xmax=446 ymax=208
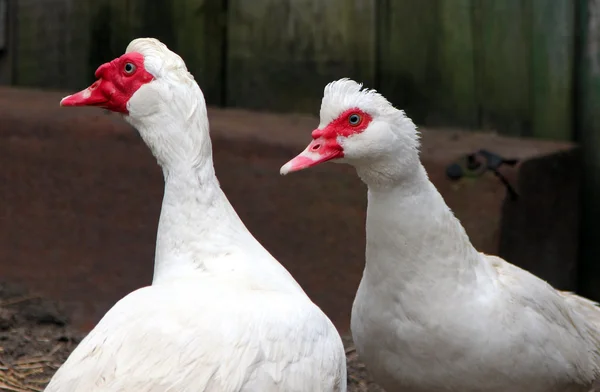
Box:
xmin=319 ymin=78 xmax=420 ymax=151
xmin=126 ymin=38 xmax=195 ymax=85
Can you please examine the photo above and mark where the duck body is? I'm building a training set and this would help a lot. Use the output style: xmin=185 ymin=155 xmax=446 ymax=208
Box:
xmin=46 ymin=38 xmax=346 ymax=392
xmin=46 ymin=175 xmax=346 ymax=392
xmin=47 ymin=279 xmax=344 ymax=392
xmin=351 ymin=170 xmax=599 ymax=392
xmin=281 ymin=78 xmax=600 ymax=392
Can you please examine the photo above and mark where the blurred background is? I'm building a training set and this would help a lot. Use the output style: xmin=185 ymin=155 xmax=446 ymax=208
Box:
xmin=0 ymin=0 xmax=597 ymax=389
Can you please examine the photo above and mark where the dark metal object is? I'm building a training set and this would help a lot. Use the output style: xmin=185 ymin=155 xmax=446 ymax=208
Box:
xmin=446 ymin=149 xmax=519 ymax=200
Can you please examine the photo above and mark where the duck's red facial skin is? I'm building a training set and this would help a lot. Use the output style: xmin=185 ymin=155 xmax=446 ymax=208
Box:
xmin=60 ymin=52 xmax=154 ymax=114
xmin=312 ymin=108 xmax=372 ymax=139
xmin=280 ymin=108 xmax=372 ymax=174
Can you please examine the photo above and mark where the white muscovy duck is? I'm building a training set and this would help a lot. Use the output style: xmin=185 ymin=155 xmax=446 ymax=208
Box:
xmin=280 ymin=78 xmax=600 ymax=392
xmin=45 ymin=38 xmax=346 ymax=392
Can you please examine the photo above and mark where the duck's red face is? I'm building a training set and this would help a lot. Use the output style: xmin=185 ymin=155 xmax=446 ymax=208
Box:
xmin=60 ymin=52 xmax=154 ymax=114
xmin=280 ymin=108 xmax=372 ymax=174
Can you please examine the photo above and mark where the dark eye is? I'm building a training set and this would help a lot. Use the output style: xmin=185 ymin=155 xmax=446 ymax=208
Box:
xmin=124 ymin=62 xmax=136 ymax=74
xmin=348 ymin=113 xmax=362 ymax=126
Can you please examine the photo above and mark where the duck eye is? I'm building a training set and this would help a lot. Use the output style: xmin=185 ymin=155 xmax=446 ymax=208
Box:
xmin=348 ymin=113 xmax=362 ymax=126
xmin=124 ymin=63 xmax=136 ymax=74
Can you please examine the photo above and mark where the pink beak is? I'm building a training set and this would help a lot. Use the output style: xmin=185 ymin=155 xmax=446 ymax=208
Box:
xmin=60 ymin=79 xmax=109 ymax=107
xmin=280 ymin=138 xmax=343 ymax=175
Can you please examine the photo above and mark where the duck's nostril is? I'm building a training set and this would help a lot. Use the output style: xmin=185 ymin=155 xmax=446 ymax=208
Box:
xmin=90 ymin=81 xmax=100 ymax=90
xmin=311 ymin=143 xmax=321 ymax=151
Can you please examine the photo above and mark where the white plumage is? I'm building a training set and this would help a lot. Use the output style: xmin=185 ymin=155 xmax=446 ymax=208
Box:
xmin=46 ymin=38 xmax=346 ymax=392
xmin=282 ymin=78 xmax=600 ymax=392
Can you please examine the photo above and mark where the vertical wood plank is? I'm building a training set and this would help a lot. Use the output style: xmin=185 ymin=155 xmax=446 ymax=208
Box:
xmin=226 ymin=0 xmax=376 ymax=113
xmin=171 ymin=0 xmax=226 ymax=105
xmin=378 ymin=0 xmax=477 ymax=127
xmin=87 ymin=0 xmax=137 ymax=83
xmin=530 ymin=0 xmax=575 ymax=140
xmin=473 ymin=0 xmax=532 ymax=136
xmin=435 ymin=0 xmax=477 ymax=127
xmin=377 ymin=0 xmax=439 ymax=124
xmin=86 ymin=0 xmax=116 ymax=83
xmin=12 ymin=0 xmax=131 ymax=90
xmin=12 ymin=0 xmax=92 ymax=89
xmin=123 ymin=0 xmax=225 ymax=105
xmin=0 ymin=0 xmax=7 ymax=51
xmin=14 ymin=0 xmax=53 ymax=87
xmin=130 ymin=0 xmax=175 ymax=48
xmin=63 ymin=1 xmax=93 ymax=89
xmin=10 ymin=0 xmax=225 ymax=101
xmin=0 ymin=0 xmax=14 ymax=85
xmin=577 ymin=0 xmax=600 ymax=301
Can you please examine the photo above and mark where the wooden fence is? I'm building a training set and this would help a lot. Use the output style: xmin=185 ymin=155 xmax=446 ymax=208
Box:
xmin=0 ymin=0 xmax=583 ymax=140
xmin=2 ymin=0 xmax=600 ymax=297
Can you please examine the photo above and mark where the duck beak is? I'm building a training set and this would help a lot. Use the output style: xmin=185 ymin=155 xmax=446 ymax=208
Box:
xmin=280 ymin=138 xmax=343 ymax=175
xmin=60 ymin=79 xmax=109 ymax=107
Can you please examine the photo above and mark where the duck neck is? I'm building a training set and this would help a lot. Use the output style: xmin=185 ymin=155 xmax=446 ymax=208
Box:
xmin=360 ymin=161 xmax=483 ymax=291
xmin=127 ymin=98 xmax=260 ymax=285
xmin=151 ymin=161 xmax=256 ymax=284
xmin=126 ymin=92 xmax=303 ymax=291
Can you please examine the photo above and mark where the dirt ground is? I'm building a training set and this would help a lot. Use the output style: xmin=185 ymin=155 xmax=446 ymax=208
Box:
xmin=0 ymin=281 xmax=382 ymax=391
xmin=0 ymin=282 xmax=80 ymax=391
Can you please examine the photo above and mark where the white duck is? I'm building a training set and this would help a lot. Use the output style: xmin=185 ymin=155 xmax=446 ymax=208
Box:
xmin=280 ymin=78 xmax=600 ymax=392
xmin=45 ymin=38 xmax=346 ymax=392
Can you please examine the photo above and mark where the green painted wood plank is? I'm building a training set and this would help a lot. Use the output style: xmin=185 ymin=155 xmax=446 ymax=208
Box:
xmin=377 ymin=0 xmax=440 ymax=124
xmin=576 ymin=0 xmax=600 ymax=301
xmin=14 ymin=0 xmax=45 ymax=87
xmin=12 ymin=0 xmax=225 ymax=102
xmin=226 ymin=0 xmax=376 ymax=113
xmin=62 ymin=1 xmax=94 ymax=90
xmin=378 ymin=0 xmax=476 ymax=127
xmin=531 ymin=0 xmax=575 ymax=141
xmin=126 ymin=0 xmax=225 ymax=105
xmin=435 ymin=0 xmax=477 ymax=127
xmin=130 ymin=0 xmax=175 ymax=48
xmin=13 ymin=0 xmax=103 ymax=89
xmin=0 ymin=0 xmax=15 ymax=85
xmin=171 ymin=0 xmax=226 ymax=105
xmin=86 ymin=0 xmax=133 ymax=83
xmin=473 ymin=0 xmax=532 ymax=136
xmin=12 ymin=0 xmax=137 ymax=90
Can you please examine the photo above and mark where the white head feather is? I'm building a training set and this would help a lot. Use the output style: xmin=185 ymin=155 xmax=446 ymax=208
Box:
xmin=319 ymin=78 xmax=418 ymax=145
xmin=124 ymin=38 xmax=210 ymax=171
xmin=126 ymin=38 xmax=195 ymax=86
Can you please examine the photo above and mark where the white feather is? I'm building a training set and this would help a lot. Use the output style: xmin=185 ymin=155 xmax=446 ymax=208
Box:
xmin=319 ymin=78 xmax=600 ymax=392
xmin=45 ymin=39 xmax=346 ymax=392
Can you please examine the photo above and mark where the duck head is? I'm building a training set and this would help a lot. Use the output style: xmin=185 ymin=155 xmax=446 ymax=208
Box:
xmin=280 ymin=78 xmax=421 ymax=184
xmin=60 ymin=38 xmax=210 ymax=169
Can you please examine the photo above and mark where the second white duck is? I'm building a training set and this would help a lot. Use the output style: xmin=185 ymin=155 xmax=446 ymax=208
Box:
xmin=44 ymin=38 xmax=347 ymax=392
xmin=281 ymin=78 xmax=600 ymax=392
